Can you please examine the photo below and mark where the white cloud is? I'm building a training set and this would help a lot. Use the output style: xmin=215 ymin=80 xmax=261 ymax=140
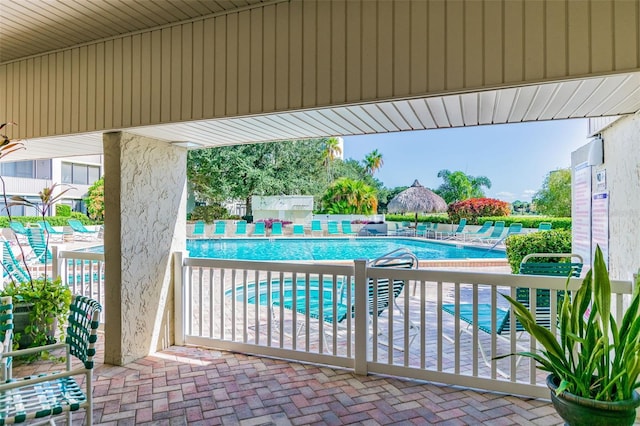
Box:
xmin=521 ymin=189 xmax=537 ymax=201
xmin=496 ymin=191 xmax=515 ymax=202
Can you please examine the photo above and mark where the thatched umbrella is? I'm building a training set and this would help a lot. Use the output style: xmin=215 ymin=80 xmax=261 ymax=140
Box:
xmin=387 ymin=180 xmax=447 ymax=228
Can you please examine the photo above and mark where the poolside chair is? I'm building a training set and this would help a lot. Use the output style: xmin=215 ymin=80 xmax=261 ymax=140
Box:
xmin=327 ymin=221 xmax=340 ymax=235
xmin=470 ymin=221 xmax=505 ymax=244
xmin=271 ymin=221 xmax=283 ymax=237
xmin=442 ymin=253 xmax=583 ymax=376
xmin=391 ymin=222 xmax=411 ymax=236
xmin=212 ymin=221 xmax=226 ymax=237
xmin=26 ymin=227 xmax=53 ymax=264
xmin=1 ymin=239 xmax=30 ymax=283
xmin=415 ymin=223 xmax=430 ymax=237
xmin=310 ymin=220 xmax=322 ymax=236
xmin=253 ymin=221 xmax=266 ymax=237
xmin=189 ymin=220 xmax=206 ymax=238
xmin=274 ymin=248 xmax=419 ymax=351
xmin=483 ymin=222 xmax=522 ymax=246
xmin=292 ymin=224 xmax=305 ymax=236
xmin=67 ymin=219 xmax=98 ymax=241
xmin=8 ymin=221 xmax=29 ymax=244
xmin=340 ymin=220 xmax=358 ymax=236
xmin=37 ymin=220 xmax=64 ymax=242
xmin=436 ymin=219 xmax=467 ymax=240
xmin=537 ymin=222 xmax=552 ymax=231
xmin=0 ymin=296 xmax=13 ymax=381
xmin=234 ymin=220 xmax=247 ymax=236
xmin=0 ymin=295 xmax=101 ymax=425
xmin=458 ymin=221 xmax=493 ymax=241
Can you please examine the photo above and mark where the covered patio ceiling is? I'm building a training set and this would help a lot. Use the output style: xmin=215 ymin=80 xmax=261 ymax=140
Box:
xmin=11 ymin=71 xmax=640 ymax=161
xmin=3 ymin=0 xmax=640 ymax=161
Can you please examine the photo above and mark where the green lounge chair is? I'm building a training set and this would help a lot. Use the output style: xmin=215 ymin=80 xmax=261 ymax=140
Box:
xmin=67 ymin=219 xmax=98 ymax=241
xmin=437 ymin=219 xmax=467 ymax=240
xmin=415 ymin=223 xmax=430 ymax=237
xmin=292 ymin=224 xmax=305 ymax=236
xmin=37 ymin=221 xmax=64 ymax=242
xmin=191 ymin=220 xmax=206 ymax=238
xmin=471 ymin=221 xmax=504 ymax=243
xmin=538 ymin=222 xmax=552 ymax=231
xmin=340 ymin=221 xmax=357 ymax=236
xmin=311 ymin=220 xmax=322 ymax=235
xmin=327 ymin=221 xmax=340 ymax=235
xmin=2 ymin=240 xmax=30 ymax=283
xmin=234 ymin=220 xmax=247 ymax=236
xmin=459 ymin=221 xmax=493 ymax=241
xmin=253 ymin=222 xmax=266 ymax=237
xmin=483 ymin=222 xmax=522 ymax=246
xmin=212 ymin=221 xmax=226 ymax=237
xmin=271 ymin=222 xmax=283 ymax=236
xmin=8 ymin=222 xmax=28 ymax=244
xmin=26 ymin=227 xmax=53 ymax=264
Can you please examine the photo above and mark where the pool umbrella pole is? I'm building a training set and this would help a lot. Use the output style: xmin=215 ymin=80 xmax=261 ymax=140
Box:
xmin=387 ymin=180 xmax=448 ymax=229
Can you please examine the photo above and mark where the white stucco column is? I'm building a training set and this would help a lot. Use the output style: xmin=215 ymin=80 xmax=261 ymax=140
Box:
xmin=103 ymin=131 xmax=187 ymax=365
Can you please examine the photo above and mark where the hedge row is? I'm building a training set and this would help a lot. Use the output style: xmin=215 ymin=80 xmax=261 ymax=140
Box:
xmin=478 ymin=216 xmax=572 ymax=230
xmin=0 ymin=212 xmax=96 ymax=228
xmin=504 ymin=229 xmax=573 ymax=273
xmin=385 ymin=213 xmax=450 ymax=224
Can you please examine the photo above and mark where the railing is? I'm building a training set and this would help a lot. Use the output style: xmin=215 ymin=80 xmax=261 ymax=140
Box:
xmin=176 ymin=253 xmax=633 ymax=399
xmin=52 ymin=246 xmax=105 ymax=324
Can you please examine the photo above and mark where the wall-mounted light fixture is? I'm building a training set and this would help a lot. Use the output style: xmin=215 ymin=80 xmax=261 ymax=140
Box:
xmin=170 ymin=141 xmax=203 ymax=148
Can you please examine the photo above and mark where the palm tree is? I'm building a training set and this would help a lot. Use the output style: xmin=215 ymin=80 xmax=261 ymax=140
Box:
xmin=435 ymin=169 xmax=492 ymax=204
xmin=322 ymin=137 xmax=342 ymax=180
xmin=363 ymin=149 xmax=384 ymax=175
xmin=321 ymin=178 xmax=378 ymax=214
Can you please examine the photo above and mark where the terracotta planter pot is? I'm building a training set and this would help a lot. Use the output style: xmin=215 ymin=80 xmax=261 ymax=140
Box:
xmin=547 ymin=374 xmax=640 ymax=426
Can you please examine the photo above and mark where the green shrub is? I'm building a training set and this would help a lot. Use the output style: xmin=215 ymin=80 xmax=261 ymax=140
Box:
xmin=447 ymin=198 xmax=510 ymax=224
xmin=505 ymin=229 xmax=573 ymax=273
xmin=385 ymin=213 xmax=449 ymax=224
xmin=55 ymin=204 xmax=71 ymax=217
xmin=480 ymin=216 xmax=571 ymax=230
xmin=190 ymin=204 xmax=229 ymax=223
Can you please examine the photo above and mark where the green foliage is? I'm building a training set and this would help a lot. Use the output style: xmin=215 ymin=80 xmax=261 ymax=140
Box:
xmin=447 ymin=198 xmax=510 ymax=224
xmin=85 ymin=176 xmax=104 ymax=220
xmin=55 ymin=204 xmax=71 ymax=217
xmin=320 ymin=178 xmax=378 ymax=214
xmin=1 ymin=278 xmax=72 ymax=354
xmin=533 ymin=168 xmax=572 ymax=217
xmin=386 ymin=213 xmax=449 ymax=224
xmin=500 ymin=246 xmax=640 ymax=402
xmin=505 ymin=229 xmax=573 ymax=273
xmin=188 ymin=139 xmax=327 ymax=212
xmin=189 ymin=204 xmax=229 ymax=222
xmin=480 ymin=216 xmax=572 ymax=230
xmin=435 ymin=169 xmax=492 ymax=204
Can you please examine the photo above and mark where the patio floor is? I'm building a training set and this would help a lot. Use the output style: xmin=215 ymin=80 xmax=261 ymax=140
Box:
xmin=13 ymin=338 xmax=564 ymax=425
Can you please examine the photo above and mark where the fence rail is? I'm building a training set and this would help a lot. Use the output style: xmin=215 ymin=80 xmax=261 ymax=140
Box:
xmin=176 ymin=254 xmax=633 ymax=399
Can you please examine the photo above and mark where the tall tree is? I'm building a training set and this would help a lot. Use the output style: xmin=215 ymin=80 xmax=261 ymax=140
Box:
xmin=532 ymin=168 xmax=571 ymax=217
xmin=322 ymin=137 xmax=342 ymax=180
xmin=363 ymin=149 xmax=384 ymax=175
xmin=435 ymin=169 xmax=492 ymax=204
xmin=85 ymin=176 xmax=104 ymax=220
xmin=187 ymin=139 xmax=326 ymax=214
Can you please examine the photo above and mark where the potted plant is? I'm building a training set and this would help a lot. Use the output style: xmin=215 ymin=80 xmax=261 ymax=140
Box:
xmin=0 ymin=122 xmax=72 ymax=355
xmin=501 ymin=245 xmax=640 ymax=425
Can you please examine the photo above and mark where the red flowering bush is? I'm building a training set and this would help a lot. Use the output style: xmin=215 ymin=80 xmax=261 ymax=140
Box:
xmin=448 ymin=198 xmax=510 ymax=224
xmin=256 ymin=218 xmax=292 ymax=229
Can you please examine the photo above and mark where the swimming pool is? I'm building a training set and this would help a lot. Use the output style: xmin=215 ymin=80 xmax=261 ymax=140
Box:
xmin=186 ymin=238 xmax=505 ymax=261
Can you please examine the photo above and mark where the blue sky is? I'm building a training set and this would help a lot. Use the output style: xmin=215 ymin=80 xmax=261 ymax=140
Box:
xmin=342 ymin=118 xmax=589 ymax=203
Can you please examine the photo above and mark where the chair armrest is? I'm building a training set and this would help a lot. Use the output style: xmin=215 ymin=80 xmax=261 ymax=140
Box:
xmin=3 ymin=342 xmax=67 ymax=359
xmin=0 ymin=367 xmax=89 ymax=392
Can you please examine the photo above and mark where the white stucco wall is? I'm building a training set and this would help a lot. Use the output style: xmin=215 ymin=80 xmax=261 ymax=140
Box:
xmin=103 ymin=132 xmax=187 ymax=365
xmin=599 ymin=112 xmax=640 ymax=281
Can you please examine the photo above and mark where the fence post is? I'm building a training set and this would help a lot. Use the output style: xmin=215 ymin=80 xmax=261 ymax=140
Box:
xmin=354 ymin=259 xmax=369 ymax=375
xmin=52 ymin=245 xmax=62 ymax=282
xmin=174 ymin=251 xmax=185 ymax=346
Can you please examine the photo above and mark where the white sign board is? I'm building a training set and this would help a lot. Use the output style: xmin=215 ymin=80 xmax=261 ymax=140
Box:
xmin=591 ymin=192 xmax=609 ymax=268
xmin=572 ymin=163 xmax=592 ymax=267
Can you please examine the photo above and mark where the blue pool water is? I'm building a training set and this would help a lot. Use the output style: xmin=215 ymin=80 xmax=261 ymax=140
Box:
xmin=186 ymin=238 xmax=504 ymax=261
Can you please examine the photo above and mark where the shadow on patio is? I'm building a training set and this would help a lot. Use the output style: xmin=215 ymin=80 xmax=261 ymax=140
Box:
xmin=13 ymin=337 xmax=562 ymax=425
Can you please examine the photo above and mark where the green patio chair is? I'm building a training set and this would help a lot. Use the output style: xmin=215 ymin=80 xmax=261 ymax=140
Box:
xmin=340 ymin=221 xmax=358 ymax=236
xmin=459 ymin=221 xmax=493 ymax=241
xmin=190 ymin=220 xmax=206 ymax=238
xmin=292 ymin=224 xmax=305 ymax=236
xmin=271 ymin=222 xmax=283 ymax=236
xmin=311 ymin=220 xmax=323 ymax=235
xmin=537 ymin=222 xmax=552 ymax=231
xmin=26 ymin=227 xmax=53 ymax=264
xmin=8 ymin=221 xmax=28 ymax=244
xmin=213 ymin=221 xmax=226 ymax=237
xmin=1 ymin=239 xmax=30 ymax=283
xmin=437 ymin=219 xmax=467 ymax=240
xmin=327 ymin=221 xmax=340 ymax=235
xmin=67 ymin=219 xmax=98 ymax=241
xmin=470 ymin=221 xmax=505 ymax=244
xmin=0 ymin=295 xmax=101 ymax=425
xmin=253 ymin=221 xmax=266 ymax=236
xmin=0 ymin=296 xmax=13 ymax=381
xmin=37 ymin=220 xmax=64 ymax=242
xmin=234 ymin=220 xmax=247 ymax=236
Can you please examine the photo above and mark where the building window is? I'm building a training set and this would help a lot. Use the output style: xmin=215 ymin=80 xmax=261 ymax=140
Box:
xmin=61 ymin=162 xmax=101 ymax=185
xmin=0 ymin=160 xmax=52 ymax=179
xmin=0 ymin=196 xmax=42 ymax=217
xmin=35 ymin=159 xmax=52 ymax=179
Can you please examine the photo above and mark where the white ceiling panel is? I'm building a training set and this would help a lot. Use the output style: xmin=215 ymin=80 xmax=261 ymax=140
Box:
xmin=4 ymin=72 xmax=639 ymax=161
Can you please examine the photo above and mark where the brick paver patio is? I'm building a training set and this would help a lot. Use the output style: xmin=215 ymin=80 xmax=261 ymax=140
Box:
xmin=13 ymin=338 xmax=564 ymax=425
